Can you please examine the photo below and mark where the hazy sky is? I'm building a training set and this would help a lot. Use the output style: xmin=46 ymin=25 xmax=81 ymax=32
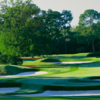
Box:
xmin=33 ymin=0 xmax=100 ymax=26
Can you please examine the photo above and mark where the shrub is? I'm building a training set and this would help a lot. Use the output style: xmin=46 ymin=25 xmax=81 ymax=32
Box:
xmin=0 ymin=55 xmax=23 ymax=65
xmin=87 ymin=52 xmax=100 ymax=57
xmin=9 ymin=56 xmax=18 ymax=65
xmin=0 ymin=54 xmax=8 ymax=64
xmin=8 ymin=55 xmax=23 ymax=65
xmin=16 ymin=58 xmax=23 ymax=65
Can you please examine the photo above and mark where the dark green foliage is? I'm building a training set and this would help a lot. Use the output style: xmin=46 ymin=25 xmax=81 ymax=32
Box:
xmin=0 ymin=55 xmax=23 ymax=65
xmin=79 ymin=9 xmax=100 ymax=53
xmin=0 ymin=0 xmax=74 ymax=55
xmin=0 ymin=1 xmax=100 ymax=55
xmin=0 ymin=55 xmax=8 ymax=64
xmin=16 ymin=58 xmax=23 ymax=65
xmin=76 ymin=47 xmax=85 ymax=53
xmin=8 ymin=55 xmax=23 ymax=65
xmin=87 ymin=52 xmax=100 ymax=57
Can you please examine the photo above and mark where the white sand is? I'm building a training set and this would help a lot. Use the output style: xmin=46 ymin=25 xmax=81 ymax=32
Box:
xmin=15 ymin=90 xmax=100 ymax=96
xmin=92 ymin=79 xmax=100 ymax=81
xmin=0 ymin=87 xmax=20 ymax=93
xmin=49 ymin=61 xmax=92 ymax=64
xmin=0 ymin=71 xmax=48 ymax=77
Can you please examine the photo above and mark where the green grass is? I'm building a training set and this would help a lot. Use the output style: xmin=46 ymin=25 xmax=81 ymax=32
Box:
xmin=22 ymin=53 xmax=100 ymax=66
xmin=47 ymin=53 xmax=90 ymax=57
xmin=0 ymin=63 xmax=99 ymax=95
xmin=41 ymin=57 xmax=100 ymax=62
xmin=0 ymin=96 xmax=100 ymax=100
xmin=0 ymin=53 xmax=100 ymax=97
xmin=0 ymin=65 xmax=40 ymax=75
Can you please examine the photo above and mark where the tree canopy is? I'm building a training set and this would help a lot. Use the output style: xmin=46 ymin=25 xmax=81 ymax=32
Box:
xmin=0 ymin=0 xmax=73 ymax=56
xmin=79 ymin=9 xmax=100 ymax=52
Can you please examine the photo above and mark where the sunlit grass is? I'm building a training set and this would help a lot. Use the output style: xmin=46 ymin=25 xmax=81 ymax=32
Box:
xmin=0 ymin=96 xmax=100 ymax=100
xmin=0 ymin=53 xmax=100 ymax=97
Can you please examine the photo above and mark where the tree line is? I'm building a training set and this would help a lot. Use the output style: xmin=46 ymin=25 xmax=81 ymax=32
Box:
xmin=0 ymin=0 xmax=100 ymax=57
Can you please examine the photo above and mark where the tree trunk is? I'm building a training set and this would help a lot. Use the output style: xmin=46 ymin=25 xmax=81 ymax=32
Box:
xmin=65 ymin=38 xmax=67 ymax=54
xmin=90 ymin=26 xmax=95 ymax=53
xmin=56 ymin=36 xmax=59 ymax=54
xmin=92 ymin=37 xmax=95 ymax=53
xmin=89 ymin=18 xmax=95 ymax=53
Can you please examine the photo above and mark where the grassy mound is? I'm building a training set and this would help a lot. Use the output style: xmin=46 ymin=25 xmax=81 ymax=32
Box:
xmin=0 ymin=65 xmax=39 ymax=75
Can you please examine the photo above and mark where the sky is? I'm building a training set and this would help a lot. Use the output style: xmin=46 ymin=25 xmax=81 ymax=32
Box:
xmin=32 ymin=0 xmax=100 ymax=27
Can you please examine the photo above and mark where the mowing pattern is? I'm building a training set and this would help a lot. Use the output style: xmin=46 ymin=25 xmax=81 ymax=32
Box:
xmin=0 ymin=53 xmax=100 ymax=99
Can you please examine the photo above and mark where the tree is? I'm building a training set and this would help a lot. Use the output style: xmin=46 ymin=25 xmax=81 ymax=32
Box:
xmin=0 ymin=0 xmax=73 ymax=56
xmin=42 ymin=9 xmax=73 ymax=54
xmin=79 ymin=9 xmax=100 ymax=52
xmin=0 ymin=0 xmax=40 ymax=56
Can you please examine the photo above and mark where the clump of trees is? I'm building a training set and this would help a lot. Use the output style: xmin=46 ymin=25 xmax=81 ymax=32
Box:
xmin=0 ymin=0 xmax=100 ymax=58
xmin=0 ymin=0 xmax=73 ymax=57
xmin=72 ymin=9 xmax=100 ymax=53
xmin=0 ymin=55 xmax=23 ymax=65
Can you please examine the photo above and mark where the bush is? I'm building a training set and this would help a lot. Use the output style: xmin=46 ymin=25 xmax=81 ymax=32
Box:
xmin=0 ymin=54 xmax=8 ymax=64
xmin=16 ymin=58 xmax=23 ymax=65
xmin=8 ymin=55 xmax=23 ymax=65
xmin=87 ymin=52 xmax=100 ymax=57
xmin=9 ymin=56 xmax=18 ymax=65
xmin=0 ymin=55 xmax=23 ymax=65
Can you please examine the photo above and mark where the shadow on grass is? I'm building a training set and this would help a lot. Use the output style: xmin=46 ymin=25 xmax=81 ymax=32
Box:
xmin=79 ymin=62 xmax=100 ymax=67
xmin=66 ymin=65 xmax=79 ymax=73
xmin=50 ymin=56 xmax=87 ymax=59
xmin=22 ymin=59 xmax=37 ymax=62
xmin=0 ymin=65 xmax=40 ymax=75
xmin=88 ymin=76 xmax=100 ymax=79
xmin=41 ymin=59 xmax=61 ymax=62
xmin=16 ymin=76 xmax=100 ymax=91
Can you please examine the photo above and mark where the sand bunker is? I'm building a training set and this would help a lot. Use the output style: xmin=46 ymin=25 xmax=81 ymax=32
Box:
xmin=0 ymin=87 xmax=20 ymax=93
xmin=92 ymin=79 xmax=100 ymax=81
xmin=50 ymin=61 xmax=92 ymax=64
xmin=0 ymin=71 xmax=48 ymax=77
xmin=16 ymin=90 xmax=100 ymax=96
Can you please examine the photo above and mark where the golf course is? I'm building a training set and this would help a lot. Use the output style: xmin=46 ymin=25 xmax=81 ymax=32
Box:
xmin=0 ymin=53 xmax=100 ymax=100
xmin=0 ymin=0 xmax=100 ymax=99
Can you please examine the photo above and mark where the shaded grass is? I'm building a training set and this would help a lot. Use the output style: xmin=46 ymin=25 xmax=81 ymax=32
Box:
xmin=0 ymin=65 xmax=40 ymax=75
xmin=0 ymin=63 xmax=99 ymax=94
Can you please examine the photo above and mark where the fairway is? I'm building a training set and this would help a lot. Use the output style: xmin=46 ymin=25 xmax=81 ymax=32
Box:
xmin=0 ymin=53 xmax=100 ymax=100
